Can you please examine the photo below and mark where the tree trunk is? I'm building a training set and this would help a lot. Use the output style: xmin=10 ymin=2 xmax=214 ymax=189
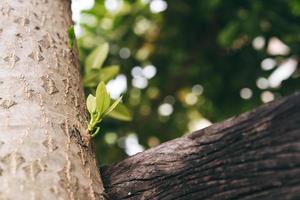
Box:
xmin=0 ymin=1 xmax=104 ymax=199
xmin=102 ymin=91 xmax=300 ymax=200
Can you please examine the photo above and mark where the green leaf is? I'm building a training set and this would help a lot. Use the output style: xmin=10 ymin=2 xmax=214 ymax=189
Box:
xmin=68 ymin=26 xmax=75 ymax=49
xmin=84 ymin=69 xmax=100 ymax=87
xmin=84 ymin=65 xmax=120 ymax=87
xmin=103 ymin=96 xmax=122 ymax=116
xmin=99 ymin=65 xmax=120 ymax=82
xmin=107 ymin=102 xmax=132 ymax=121
xmin=85 ymin=43 xmax=109 ymax=72
xmin=96 ymin=81 xmax=111 ymax=115
xmin=217 ymin=22 xmax=239 ymax=47
xmin=86 ymin=94 xmax=96 ymax=114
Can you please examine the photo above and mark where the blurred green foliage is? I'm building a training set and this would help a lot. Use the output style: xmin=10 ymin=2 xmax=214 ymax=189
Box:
xmin=77 ymin=0 xmax=300 ymax=164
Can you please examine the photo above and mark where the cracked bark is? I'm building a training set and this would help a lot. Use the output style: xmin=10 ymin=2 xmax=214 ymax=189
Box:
xmin=102 ymin=91 xmax=300 ymax=200
xmin=0 ymin=0 xmax=104 ymax=199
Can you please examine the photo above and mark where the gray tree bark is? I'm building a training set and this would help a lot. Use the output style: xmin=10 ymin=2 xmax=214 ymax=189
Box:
xmin=102 ymin=91 xmax=300 ymax=200
xmin=0 ymin=0 xmax=104 ymax=199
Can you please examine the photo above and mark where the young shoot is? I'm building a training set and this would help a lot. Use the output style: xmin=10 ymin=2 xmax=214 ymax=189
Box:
xmin=87 ymin=81 xmax=122 ymax=137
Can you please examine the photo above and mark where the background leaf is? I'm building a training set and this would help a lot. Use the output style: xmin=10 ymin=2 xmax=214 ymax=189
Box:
xmin=85 ymin=43 xmax=109 ymax=72
xmin=107 ymin=102 xmax=132 ymax=121
xmin=84 ymin=69 xmax=100 ymax=87
xmin=100 ymin=65 xmax=120 ymax=83
xmin=103 ymin=96 xmax=123 ymax=116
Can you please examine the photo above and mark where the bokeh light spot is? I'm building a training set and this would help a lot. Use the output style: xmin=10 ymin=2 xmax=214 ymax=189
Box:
xmin=132 ymin=77 xmax=148 ymax=89
xmin=268 ymin=58 xmax=297 ymax=88
xmin=150 ymin=0 xmax=167 ymax=13
xmin=261 ymin=91 xmax=275 ymax=103
xmin=147 ymin=136 xmax=160 ymax=147
xmin=124 ymin=134 xmax=144 ymax=156
xmin=106 ymin=74 xmax=127 ymax=99
xmin=104 ymin=132 xmax=117 ymax=145
xmin=261 ymin=58 xmax=276 ymax=71
xmin=252 ymin=36 xmax=265 ymax=50
xmin=104 ymin=0 xmax=122 ymax=12
xmin=119 ymin=47 xmax=131 ymax=59
xmin=185 ymin=93 xmax=198 ymax=105
xmin=267 ymin=37 xmax=290 ymax=55
xmin=143 ymin=65 xmax=157 ymax=79
xmin=256 ymin=77 xmax=269 ymax=89
xmin=192 ymin=84 xmax=204 ymax=95
xmin=240 ymin=88 xmax=253 ymax=100
xmin=158 ymin=103 xmax=173 ymax=116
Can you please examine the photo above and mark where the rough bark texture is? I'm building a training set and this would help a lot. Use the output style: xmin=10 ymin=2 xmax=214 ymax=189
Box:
xmin=102 ymin=91 xmax=300 ymax=200
xmin=0 ymin=0 xmax=104 ymax=199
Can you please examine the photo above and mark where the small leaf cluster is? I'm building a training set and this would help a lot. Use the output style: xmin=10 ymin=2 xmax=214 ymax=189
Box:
xmin=84 ymin=43 xmax=132 ymax=137
xmin=87 ymin=82 xmax=122 ymax=137
xmin=68 ymin=26 xmax=75 ymax=49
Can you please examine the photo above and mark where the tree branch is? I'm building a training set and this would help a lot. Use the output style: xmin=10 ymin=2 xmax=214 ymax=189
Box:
xmin=102 ymin=91 xmax=300 ymax=199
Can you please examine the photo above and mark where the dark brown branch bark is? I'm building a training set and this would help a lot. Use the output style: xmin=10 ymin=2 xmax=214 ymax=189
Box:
xmin=102 ymin=91 xmax=300 ymax=200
